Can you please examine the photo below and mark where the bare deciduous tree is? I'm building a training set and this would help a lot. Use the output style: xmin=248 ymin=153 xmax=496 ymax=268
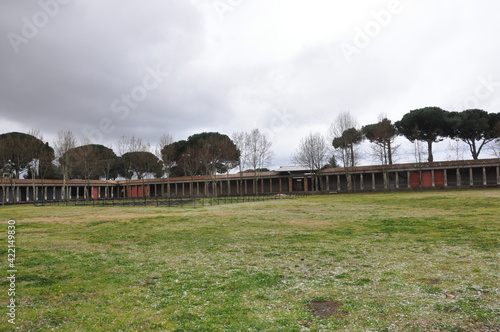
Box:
xmin=116 ymin=135 xmax=153 ymax=197
xmin=232 ymin=131 xmax=247 ymax=172
xmin=292 ymin=132 xmax=329 ymax=191
xmin=487 ymin=118 xmax=500 ymax=158
xmin=156 ymin=133 xmax=174 ymax=178
xmin=232 ymin=131 xmax=248 ymax=195
xmin=53 ymin=130 xmax=77 ymax=201
xmin=411 ymin=127 xmax=428 ymax=164
xmin=245 ymin=129 xmax=274 ymax=194
xmin=489 ymin=139 xmax=500 ymax=158
xmin=446 ymin=139 xmax=467 ymax=161
xmin=28 ymin=129 xmax=45 ymax=201
xmin=328 ymin=111 xmax=361 ymax=168
xmin=246 ymin=129 xmax=274 ymax=171
xmin=328 ymin=112 xmax=363 ymax=192
xmin=117 ymin=135 xmax=150 ymax=155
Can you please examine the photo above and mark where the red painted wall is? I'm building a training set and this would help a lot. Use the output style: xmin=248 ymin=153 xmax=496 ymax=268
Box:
xmin=410 ymin=172 xmax=421 ymax=188
xmin=92 ymin=187 xmax=99 ymax=199
xmin=434 ymin=170 xmax=445 ymax=187
xmin=127 ymin=185 xmax=150 ymax=198
xmin=410 ymin=170 xmax=445 ymax=188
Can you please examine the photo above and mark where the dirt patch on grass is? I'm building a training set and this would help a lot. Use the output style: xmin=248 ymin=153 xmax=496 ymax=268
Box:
xmin=309 ymin=299 xmax=346 ymax=318
xmin=427 ymin=278 xmax=441 ymax=285
xmin=415 ymin=277 xmax=441 ymax=285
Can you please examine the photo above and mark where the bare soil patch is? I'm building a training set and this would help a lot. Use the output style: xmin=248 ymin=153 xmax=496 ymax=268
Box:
xmin=427 ymin=278 xmax=441 ymax=285
xmin=309 ymin=299 xmax=346 ymax=318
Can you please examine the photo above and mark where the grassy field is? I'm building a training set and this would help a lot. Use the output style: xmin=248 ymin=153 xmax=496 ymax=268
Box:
xmin=1 ymin=190 xmax=499 ymax=331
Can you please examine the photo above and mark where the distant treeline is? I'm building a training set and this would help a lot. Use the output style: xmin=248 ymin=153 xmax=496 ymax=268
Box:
xmin=0 ymin=107 xmax=498 ymax=181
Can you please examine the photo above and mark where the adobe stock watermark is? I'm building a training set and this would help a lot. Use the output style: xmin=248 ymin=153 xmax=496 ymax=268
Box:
xmin=261 ymin=107 xmax=295 ymax=141
xmin=455 ymin=75 xmax=499 ymax=110
xmin=83 ymin=65 xmax=169 ymax=143
xmin=6 ymin=219 xmax=17 ymax=325
xmin=340 ymin=0 xmax=403 ymax=63
xmin=7 ymin=0 xmax=71 ymax=54
xmin=212 ymin=0 xmax=245 ymax=20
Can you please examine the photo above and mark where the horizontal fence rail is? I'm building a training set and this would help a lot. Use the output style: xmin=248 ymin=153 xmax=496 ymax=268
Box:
xmin=38 ymin=194 xmax=304 ymax=208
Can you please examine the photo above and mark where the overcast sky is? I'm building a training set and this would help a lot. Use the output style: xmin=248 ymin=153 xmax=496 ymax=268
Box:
xmin=1 ymin=0 xmax=499 ymax=167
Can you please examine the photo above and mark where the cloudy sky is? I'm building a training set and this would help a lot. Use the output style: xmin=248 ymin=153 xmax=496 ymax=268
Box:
xmin=1 ymin=0 xmax=499 ymax=167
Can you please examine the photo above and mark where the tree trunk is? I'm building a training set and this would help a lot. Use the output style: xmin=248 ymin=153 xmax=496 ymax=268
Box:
xmin=347 ymin=173 xmax=352 ymax=192
xmin=350 ymin=145 xmax=355 ymax=167
xmin=427 ymin=140 xmax=433 ymax=163
xmin=387 ymin=140 xmax=393 ymax=165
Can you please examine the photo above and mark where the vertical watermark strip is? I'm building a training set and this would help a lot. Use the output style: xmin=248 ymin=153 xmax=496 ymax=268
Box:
xmin=7 ymin=219 xmax=17 ymax=325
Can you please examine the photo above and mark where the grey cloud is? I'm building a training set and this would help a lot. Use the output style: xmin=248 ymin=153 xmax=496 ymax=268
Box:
xmin=1 ymin=0 xmax=500 ymax=165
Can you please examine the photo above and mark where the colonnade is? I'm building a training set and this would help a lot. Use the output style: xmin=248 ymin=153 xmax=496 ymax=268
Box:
xmin=1 ymin=160 xmax=499 ymax=204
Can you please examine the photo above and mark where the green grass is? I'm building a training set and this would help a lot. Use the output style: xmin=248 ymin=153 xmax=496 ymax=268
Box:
xmin=1 ymin=190 xmax=499 ymax=331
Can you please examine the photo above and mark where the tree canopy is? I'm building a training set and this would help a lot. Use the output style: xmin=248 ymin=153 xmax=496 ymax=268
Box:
xmin=362 ymin=118 xmax=398 ymax=165
xmin=395 ymin=107 xmax=450 ymax=162
xmin=332 ymin=127 xmax=363 ymax=167
xmin=0 ymin=132 xmax=54 ymax=179
xmin=449 ymin=109 xmax=500 ymax=160
xmin=119 ymin=151 xmax=163 ymax=180
xmin=64 ymin=144 xmax=118 ymax=180
xmin=163 ymin=132 xmax=239 ymax=177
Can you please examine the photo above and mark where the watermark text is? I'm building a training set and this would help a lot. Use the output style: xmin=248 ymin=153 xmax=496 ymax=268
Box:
xmin=340 ymin=0 xmax=403 ymax=63
xmin=6 ymin=220 xmax=17 ymax=325
xmin=83 ymin=64 xmax=169 ymax=143
xmin=7 ymin=0 xmax=71 ymax=54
